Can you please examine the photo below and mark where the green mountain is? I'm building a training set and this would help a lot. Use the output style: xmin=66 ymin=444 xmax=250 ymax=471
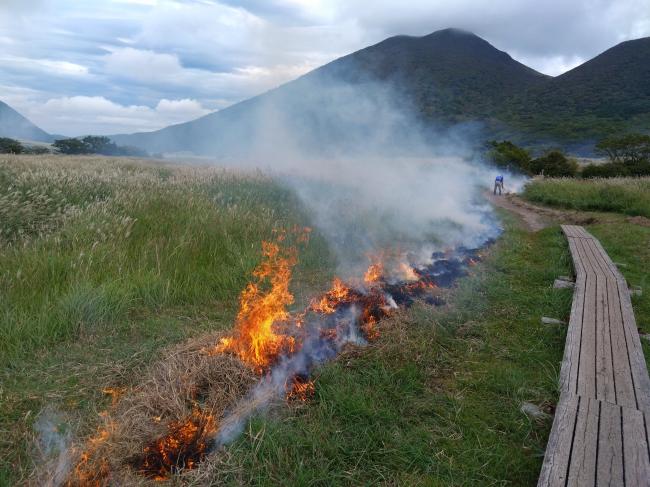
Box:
xmin=112 ymin=29 xmax=650 ymax=155
xmin=0 ymin=101 xmax=53 ymax=143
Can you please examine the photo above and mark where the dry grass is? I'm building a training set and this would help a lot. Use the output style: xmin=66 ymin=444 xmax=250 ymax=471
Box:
xmin=30 ymin=332 xmax=257 ymax=486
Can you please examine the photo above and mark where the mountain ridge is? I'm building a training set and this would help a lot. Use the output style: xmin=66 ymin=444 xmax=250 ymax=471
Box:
xmin=0 ymin=101 xmax=53 ymax=143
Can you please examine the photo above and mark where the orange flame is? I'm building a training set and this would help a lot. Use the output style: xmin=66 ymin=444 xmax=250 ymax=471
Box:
xmin=310 ymin=278 xmax=351 ymax=314
xmin=364 ymin=262 xmax=383 ymax=285
xmin=66 ymin=415 xmax=113 ymax=487
xmin=216 ymin=240 xmax=298 ymax=372
xmin=138 ymin=409 xmax=217 ymax=480
xmin=286 ymin=376 xmax=315 ymax=402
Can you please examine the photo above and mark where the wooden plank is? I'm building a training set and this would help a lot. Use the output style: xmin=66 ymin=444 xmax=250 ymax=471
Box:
xmin=597 ymin=400 xmax=624 ymax=486
xmin=617 ymin=279 xmax=650 ymax=413
xmin=606 ymin=277 xmax=637 ymax=410
xmin=567 ymin=396 xmax=599 ymax=485
xmin=567 ymin=238 xmax=586 ymax=278
xmin=595 ymin=274 xmax=616 ymax=404
xmin=577 ymin=273 xmax=597 ymax=399
xmin=560 ymin=273 xmax=587 ymax=394
xmin=575 ymin=237 xmax=599 ymax=277
xmin=583 ymin=238 xmax=613 ymax=278
xmin=622 ymin=408 xmax=650 ymax=486
xmin=585 ymin=238 xmax=618 ymax=280
xmin=537 ymin=394 xmax=580 ymax=487
xmin=591 ymin=238 xmax=624 ymax=279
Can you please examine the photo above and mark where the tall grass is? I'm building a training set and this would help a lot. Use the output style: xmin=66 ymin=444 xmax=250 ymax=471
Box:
xmin=522 ymin=176 xmax=650 ymax=217
xmin=0 ymin=155 xmax=332 ymax=367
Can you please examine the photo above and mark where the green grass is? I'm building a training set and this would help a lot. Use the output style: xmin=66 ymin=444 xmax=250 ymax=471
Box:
xmin=3 ymin=156 xmax=648 ymax=486
xmin=0 ymin=155 xmax=334 ymax=484
xmin=522 ymin=177 xmax=650 ymax=218
xmin=208 ymin=216 xmax=577 ymax=485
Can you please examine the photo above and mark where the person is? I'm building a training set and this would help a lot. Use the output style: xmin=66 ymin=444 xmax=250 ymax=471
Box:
xmin=494 ymin=175 xmax=504 ymax=195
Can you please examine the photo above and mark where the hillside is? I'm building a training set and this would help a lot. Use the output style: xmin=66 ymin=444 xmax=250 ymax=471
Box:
xmin=504 ymin=36 xmax=650 ymax=141
xmin=0 ymin=101 xmax=53 ymax=143
xmin=112 ymin=29 xmax=650 ymax=155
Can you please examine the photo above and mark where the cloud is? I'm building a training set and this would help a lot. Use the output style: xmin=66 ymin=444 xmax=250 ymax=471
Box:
xmin=31 ymin=96 xmax=211 ymax=135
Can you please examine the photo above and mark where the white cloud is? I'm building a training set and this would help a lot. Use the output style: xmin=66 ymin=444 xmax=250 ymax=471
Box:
xmin=31 ymin=96 xmax=211 ymax=135
xmin=0 ymin=55 xmax=89 ymax=77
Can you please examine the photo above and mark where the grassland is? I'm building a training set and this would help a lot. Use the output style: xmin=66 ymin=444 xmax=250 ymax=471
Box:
xmin=2 ymin=157 xmax=648 ymax=486
xmin=522 ymin=177 xmax=650 ymax=218
xmin=0 ymin=155 xmax=333 ymax=484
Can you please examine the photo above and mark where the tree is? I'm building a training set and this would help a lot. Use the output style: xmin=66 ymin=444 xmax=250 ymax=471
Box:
xmin=0 ymin=137 xmax=24 ymax=154
xmin=487 ymin=140 xmax=532 ymax=174
xmin=81 ymin=136 xmax=119 ymax=155
xmin=529 ymin=151 xmax=578 ymax=177
xmin=53 ymin=138 xmax=88 ymax=154
xmin=595 ymin=133 xmax=650 ymax=164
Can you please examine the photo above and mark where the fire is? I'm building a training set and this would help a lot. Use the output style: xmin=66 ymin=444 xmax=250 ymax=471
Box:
xmin=398 ymin=262 xmax=419 ymax=281
xmin=215 ymin=240 xmax=298 ymax=372
xmin=286 ymin=375 xmax=316 ymax=403
xmin=66 ymin=414 xmax=113 ymax=487
xmin=311 ymin=278 xmax=351 ymax=314
xmin=364 ymin=262 xmax=383 ymax=285
xmin=137 ymin=409 xmax=217 ymax=480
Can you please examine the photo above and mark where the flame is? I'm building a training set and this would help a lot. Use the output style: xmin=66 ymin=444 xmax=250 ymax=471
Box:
xmin=137 ymin=409 xmax=217 ymax=480
xmin=66 ymin=415 xmax=114 ymax=487
xmin=310 ymin=278 xmax=351 ymax=314
xmin=364 ymin=262 xmax=383 ymax=285
xmin=215 ymin=240 xmax=298 ymax=372
xmin=286 ymin=376 xmax=315 ymax=402
xmin=398 ymin=262 xmax=419 ymax=281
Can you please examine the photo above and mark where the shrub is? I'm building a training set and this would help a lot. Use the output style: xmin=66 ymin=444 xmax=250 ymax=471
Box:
xmin=0 ymin=137 xmax=24 ymax=154
xmin=582 ymin=161 xmax=650 ymax=178
xmin=53 ymin=138 xmax=88 ymax=154
xmin=487 ymin=140 xmax=532 ymax=174
xmin=529 ymin=151 xmax=578 ymax=177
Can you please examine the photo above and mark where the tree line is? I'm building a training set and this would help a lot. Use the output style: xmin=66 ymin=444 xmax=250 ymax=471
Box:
xmin=0 ymin=135 xmax=148 ymax=157
xmin=488 ymin=133 xmax=650 ymax=178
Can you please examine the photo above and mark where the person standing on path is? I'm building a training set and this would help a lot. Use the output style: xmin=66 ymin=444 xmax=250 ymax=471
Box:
xmin=494 ymin=175 xmax=504 ymax=195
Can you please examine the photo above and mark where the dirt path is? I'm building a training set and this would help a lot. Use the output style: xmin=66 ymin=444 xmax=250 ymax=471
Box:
xmin=485 ymin=192 xmax=601 ymax=232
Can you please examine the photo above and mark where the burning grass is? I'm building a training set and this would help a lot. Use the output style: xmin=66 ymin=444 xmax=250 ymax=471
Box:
xmin=58 ymin=332 xmax=257 ymax=485
xmin=56 ymin=224 xmax=486 ymax=484
xmin=0 ymin=155 xmax=333 ymax=484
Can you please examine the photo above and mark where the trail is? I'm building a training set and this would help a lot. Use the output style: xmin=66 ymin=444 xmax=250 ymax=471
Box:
xmin=485 ymin=192 xmax=550 ymax=231
xmin=485 ymin=192 xmax=608 ymax=232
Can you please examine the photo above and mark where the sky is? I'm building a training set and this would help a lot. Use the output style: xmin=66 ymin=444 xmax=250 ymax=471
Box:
xmin=1 ymin=0 xmax=649 ymax=136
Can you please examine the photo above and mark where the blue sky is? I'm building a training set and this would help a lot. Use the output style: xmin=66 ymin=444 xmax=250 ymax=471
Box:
xmin=1 ymin=0 xmax=648 ymax=136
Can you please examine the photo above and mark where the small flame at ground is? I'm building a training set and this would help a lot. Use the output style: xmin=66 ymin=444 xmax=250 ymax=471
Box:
xmin=286 ymin=375 xmax=316 ymax=403
xmin=136 ymin=409 xmax=217 ymax=480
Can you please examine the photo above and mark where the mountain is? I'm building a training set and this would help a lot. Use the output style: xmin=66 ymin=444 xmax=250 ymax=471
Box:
xmin=112 ymin=29 xmax=650 ymax=155
xmin=503 ymin=36 xmax=650 ymax=141
xmin=0 ymin=101 xmax=53 ymax=143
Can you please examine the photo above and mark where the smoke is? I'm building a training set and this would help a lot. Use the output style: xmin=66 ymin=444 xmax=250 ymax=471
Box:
xmin=32 ymin=408 xmax=73 ymax=487
xmin=200 ymin=74 xmax=523 ymax=272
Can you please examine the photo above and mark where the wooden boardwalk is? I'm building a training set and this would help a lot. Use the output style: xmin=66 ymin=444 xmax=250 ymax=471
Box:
xmin=538 ymin=225 xmax=650 ymax=486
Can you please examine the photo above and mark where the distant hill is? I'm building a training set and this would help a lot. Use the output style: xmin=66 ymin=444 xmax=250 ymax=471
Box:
xmin=0 ymin=101 xmax=53 ymax=143
xmin=112 ymin=29 xmax=650 ymax=155
xmin=503 ymin=36 xmax=650 ymax=142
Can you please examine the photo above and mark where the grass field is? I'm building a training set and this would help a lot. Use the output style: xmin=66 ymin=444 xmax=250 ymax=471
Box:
xmin=2 ymin=156 xmax=648 ymax=486
xmin=522 ymin=177 xmax=650 ymax=218
xmin=0 ymin=155 xmax=333 ymax=484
